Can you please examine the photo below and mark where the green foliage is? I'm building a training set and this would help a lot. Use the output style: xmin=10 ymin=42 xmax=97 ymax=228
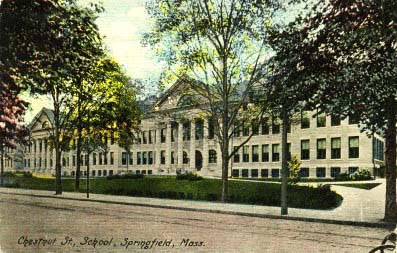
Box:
xmin=6 ymin=177 xmax=342 ymax=210
xmin=176 ymin=171 xmax=203 ymax=181
xmin=288 ymin=154 xmax=301 ymax=184
xmin=334 ymin=169 xmax=373 ymax=181
xmin=107 ymin=173 xmax=144 ymax=180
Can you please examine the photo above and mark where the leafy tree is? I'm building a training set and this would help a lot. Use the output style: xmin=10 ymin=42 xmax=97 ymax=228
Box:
xmin=145 ymin=0 xmax=280 ymax=202
xmin=0 ymin=0 xmax=106 ymax=194
xmin=274 ymin=0 xmax=397 ymax=220
xmin=288 ymin=155 xmax=301 ymax=185
xmin=0 ymin=74 xmax=29 ymax=185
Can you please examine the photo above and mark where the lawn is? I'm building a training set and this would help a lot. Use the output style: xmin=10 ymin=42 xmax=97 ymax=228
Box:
xmin=2 ymin=176 xmax=343 ymax=210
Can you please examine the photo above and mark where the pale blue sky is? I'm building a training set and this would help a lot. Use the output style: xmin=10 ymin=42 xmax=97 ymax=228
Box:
xmin=23 ymin=0 xmax=162 ymax=123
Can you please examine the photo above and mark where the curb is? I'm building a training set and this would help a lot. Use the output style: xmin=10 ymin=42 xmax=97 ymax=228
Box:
xmin=0 ymin=190 xmax=394 ymax=229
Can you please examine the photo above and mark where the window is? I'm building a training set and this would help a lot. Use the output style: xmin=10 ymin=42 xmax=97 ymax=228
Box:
xmin=251 ymin=169 xmax=258 ymax=178
xmin=301 ymin=140 xmax=310 ymax=160
xmin=84 ymin=155 xmax=88 ymax=166
xmin=142 ymin=152 xmax=147 ymax=164
xmin=104 ymin=134 xmax=108 ymax=145
xmin=373 ymin=138 xmax=384 ymax=161
xmin=299 ymin=168 xmax=310 ymax=178
xmin=103 ymin=170 xmax=107 ymax=176
xmin=331 ymin=167 xmax=341 ymax=178
xmin=271 ymin=169 xmax=280 ymax=178
xmin=242 ymin=169 xmax=249 ymax=178
xmin=272 ymin=117 xmax=280 ymax=134
xmin=331 ymin=115 xmax=341 ymax=126
xmin=349 ymin=114 xmax=359 ymax=125
xmin=110 ymin=152 xmax=114 ymax=165
xmin=317 ymin=113 xmax=326 ymax=127
xmin=149 ymin=130 xmax=153 ymax=144
xmin=243 ymin=146 xmax=249 ymax=162
xmin=233 ymin=122 xmax=241 ymax=137
xmin=122 ymin=152 xmax=127 ymax=165
xmin=252 ymin=120 xmax=259 ymax=135
xmin=316 ymin=167 xmax=326 ymax=178
xmin=261 ymin=118 xmax=269 ymax=135
xmin=92 ymin=170 xmax=96 ymax=176
xmin=148 ymin=151 xmax=153 ymax=165
xmin=209 ymin=150 xmax=217 ymax=163
xmin=252 ymin=145 xmax=259 ymax=162
xmin=232 ymin=169 xmax=239 ymax=177
xmin=142 ymin=170 xmax=147 ymax=175
xmin=161 ymin=128 xmax=166 ymax=143
xmin=243 ymin=123 xmax=250 ymax=136
xmin=39 ymin=140 xmax=42 ymax=153
xmin=171 ymin=151 xmax=175 ymax=164
xmin=103 ymin=152 xmax=107 ymax=165
xmin=233 ymin=146 xmax=240 ymax=163
xmin=195 ymin=119 xmax=204 ymax=140
xmin=98 ymin=170 xmax=102 ymax=176
xmin=99 ymin=152 xmax=103 ymax=165
xmin=161 ymin=151 xmax=166 ymax=164
xmin=261 ymin=169 xmax=268 ymax=178
xmin=136 ymin=170 xmax=140 ymax=174
xmin=183 ymin=122 xmax=191 ymax=141
xmin=183 ymin=151 xmax=189 ymax=164
xmin=287 ymin=143 xmax=291 ymax=161
xmin=349 ymin=136 xmax=359 ymax=158
xmin=137 ymin=152 xmax=141 ymax=165
xmin=129 ymin=153 xmax=133 ymax=165
xmin=317 ymin=139 xmax=326 ymax=159
xmin=272 ymin=144 xmax=280 ymax=162
xmin=331 ymin=138 xmax=341 ymax=159
xmin=142 ymin=131 xmax=147 ymax=144
xmin=109 ymin=170 xmax=113 ymax=176
xmin=262 ymin=144 xmax=269 ymax=162
xmin=148 ymin=170 xmax=152 ymax=175
xmin=301 ymin=111 xmax=310 ymax=129
xmin=349 ymin=167 xmax=358 ymax=174
xmin=73 ymin=155 xmax=76 ymax=166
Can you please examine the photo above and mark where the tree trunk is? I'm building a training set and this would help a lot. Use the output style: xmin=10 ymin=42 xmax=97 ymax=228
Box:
xmin=384 ymin=96 xmax=397 ymax=221
xmin=75 ymin=95 xmax=82 ymax=191
xmin=220 ymin=119 xmax=230 ymax=202
xmin=281 ymin=107 xmax=289 ymax=215
xmin=75 ymin=126 xmax=82 ymax=191
xmin=55 ymin=141 xmax=62 ymax=195
xmin=86 ymin=151 xmax=90 ymax=198
xmin=0 ymin=147 xmax=4 ymax=186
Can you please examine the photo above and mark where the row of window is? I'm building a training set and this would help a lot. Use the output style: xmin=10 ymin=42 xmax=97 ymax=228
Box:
xmin=24 ymin=152 xmax=116 ymax=168
xmin=233 ymin=136 xmax=360 ymax=163
xmin=232 ymin=167 xmax=360 ymax=178
xmin=69 ymin=169 xmax=153 ymax=177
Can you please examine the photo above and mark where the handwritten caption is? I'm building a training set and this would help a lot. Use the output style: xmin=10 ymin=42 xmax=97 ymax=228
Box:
xmin=17 ymin=236 xmax=205 ymax=250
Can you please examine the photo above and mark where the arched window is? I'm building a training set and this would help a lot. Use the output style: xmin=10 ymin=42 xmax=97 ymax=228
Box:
xmin=209 ymin=150 xmax=217 ymax=163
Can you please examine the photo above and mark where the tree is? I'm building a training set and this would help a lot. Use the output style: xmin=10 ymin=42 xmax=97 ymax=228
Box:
xmin=275 ymin=0 xmax=397 ymax=221
xmin=0 ymin=74 xmax=29 ymax=185
xmin=145 ymin=0 xmax=280 ymax=202
xmin=0 ymin=0 xmax=106 ymax=195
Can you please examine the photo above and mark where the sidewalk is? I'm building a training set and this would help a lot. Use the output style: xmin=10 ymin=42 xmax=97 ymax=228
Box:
xmin=0 ymin=179 xmax=392 ymax=228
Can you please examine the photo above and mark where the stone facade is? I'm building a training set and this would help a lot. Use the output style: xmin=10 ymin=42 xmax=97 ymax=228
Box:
xmin=2 ymin=82 xmax=385 ymax=179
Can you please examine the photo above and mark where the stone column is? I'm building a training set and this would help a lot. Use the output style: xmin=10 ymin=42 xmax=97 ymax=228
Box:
xmin=177 ymin=122 xmax=184 ymax=169
xmin=190 ymin=119 xmax=196 ymax=171
xmin=166 ymin=122 xmax=172 ymax=171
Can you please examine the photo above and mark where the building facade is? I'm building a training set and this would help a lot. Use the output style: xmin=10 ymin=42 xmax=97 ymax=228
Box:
xmin=3 ymin=81 xmax=385 ymax=179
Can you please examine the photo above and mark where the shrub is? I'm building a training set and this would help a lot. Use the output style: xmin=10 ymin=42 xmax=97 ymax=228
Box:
xmin=107 ymin=173 xmax=144 ymax=180
xmin=334 ymin=173 xmax=350 ymax=181
xmin=349 ymin=168 xmax=372 ymax=181
xmin=288 ymin=155 xmax=302 ymax=184
xmin=176 ymin=171 xmax=203 ymax=181
xmin=2 ymin=172 xmax=15 ymax=177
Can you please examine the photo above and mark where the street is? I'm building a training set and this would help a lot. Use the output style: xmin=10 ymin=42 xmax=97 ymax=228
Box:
xmin=0 ymin=193 xmax=391 ymax=253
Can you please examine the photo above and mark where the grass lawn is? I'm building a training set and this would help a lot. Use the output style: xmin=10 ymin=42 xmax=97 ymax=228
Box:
xmin=330 ymin=183 xmax=381 ymax=190
xmin=2 ymin=176 xmax=343 ymax=210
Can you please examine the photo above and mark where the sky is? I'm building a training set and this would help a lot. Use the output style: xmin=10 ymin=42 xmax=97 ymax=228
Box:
xmin=23 ymin=0 xmax=162 ymax=123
